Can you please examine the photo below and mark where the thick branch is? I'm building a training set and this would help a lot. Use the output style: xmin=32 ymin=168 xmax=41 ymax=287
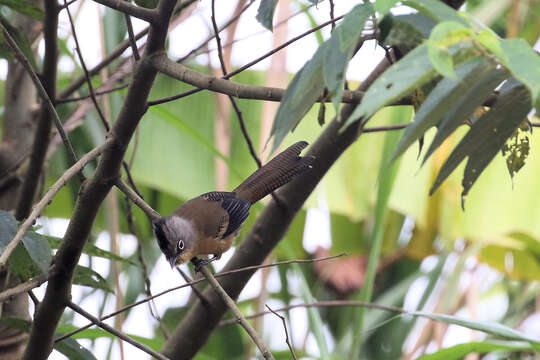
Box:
xmin=150 ymin=52 xmax=364 ymax=104
xmin=91 ymin=0 xmax=157 ymax=23
xmin=21 ymin=1 xmax=178 ymax=359
xmin=10 ymin=2 xmax=61 ymax=220
xmin=160 ymin=57 xmax=394 ymax=359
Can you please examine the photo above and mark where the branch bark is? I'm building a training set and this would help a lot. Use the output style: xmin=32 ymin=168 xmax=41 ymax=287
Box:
xmin=91 ymin=0 xmax=157 ymax=23
xmin=21 ymin=1 xmax=178 ymax=358
xmin=160 ymin=56 xmax=395 ymax=359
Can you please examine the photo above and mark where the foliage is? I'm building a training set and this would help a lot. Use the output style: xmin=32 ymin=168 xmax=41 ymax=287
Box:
xmin=0 ymin=0 xmax=539 ymax=359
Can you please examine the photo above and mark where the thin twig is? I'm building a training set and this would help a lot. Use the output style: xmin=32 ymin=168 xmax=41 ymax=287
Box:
xmin=0 ymin=23 xmax=80 ymax=171
xmin=55 ymin=84 xmax=129 ymax=104
xmin=196 ymin=262 xmax=274 ymax=359
xmin=115 ymin=179 xmax=160 ymax=220
xmin=265 ymin=304 xmax=297 ymax=360
xmin=219 ymin=300 xmax=406 ymax=326
xmin=0 ymin=143 xmax=108 ymax=269
xmin=329 ymin=0 xmax=336 ymax=31
xmin=0 ymin=271 xmax=51 ymax=303
xmin=91 ymin=0 xmax=157 ymax=23
xmin=54 ymin=254 xmax=344 ymax=342
xmin=147 ymin=13 xmax=350 ymax=107
xmin=64 ymin=0 xmax=110 ymax=131
xmin=65 ymin=301 xmax=169 ymax=360
xmin=362 ymin=123 xmax=409 ymax=133
xmin=210 ymin=0 xmax=262 ymax=168
xmin=124 ymin=6 xmax=141 ymax=61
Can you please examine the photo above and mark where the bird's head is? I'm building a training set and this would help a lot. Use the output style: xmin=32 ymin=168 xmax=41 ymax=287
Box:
xmin=152 ymin=216 xmax=196 ymax=267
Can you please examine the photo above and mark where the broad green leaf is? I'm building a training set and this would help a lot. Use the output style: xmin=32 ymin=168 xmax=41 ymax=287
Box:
xmin=427 ymin=44 xmax=455 ymax=78
xmin=382 ymin=13 xmax=435 ymax=53
xmin=352 ymin=106 xmax=411 ymax=358
xmin=293 ymin=262 xmax=329 ymax=358
xmin=325 ymin=3 xmax=374 ymax=112
xmin=345 ymin=43 xmax=439 ymax=127
xmin=499 ymin=38 xmax=540 ymax=104
xmin=431 ymin=79 xmax=532 ymax=197
xmin=21 ymin=231 xmax=51 ymax=272
xmin=271 ymin=3 xmax=374 ymax=151
xmin=374 ymin=0 xmax=400 ymax=15
xmin=412 ymin=311 xmax=540 ymax=345
xmin=480 ymin=244 xmax=540 ymax=281
xmin=392 ymin=58 xmax=507 ymax=163
xmin=475 ymin=29 xmax=504 ymax=58
xmin=0 ymin=209 xmax=17 ymax=251
xmin=73 ymin=265 xmax=113 ymax=292
xmin=256 ymin=0 xmax=278 ymax=31
xmin=46 ymin=235 xmax=135 ymax=265
xmin=54 ymin=337 xmax=97 ymax=360
xmin=56 ymin=325 xmax=163 ymax=350
xmin=402 ymin=0 xmax=468 ymax=26
xmin=0 ymin=0 xmax=44 ymax=20
xmin=417 ymin=341 xmax=536 ymax=360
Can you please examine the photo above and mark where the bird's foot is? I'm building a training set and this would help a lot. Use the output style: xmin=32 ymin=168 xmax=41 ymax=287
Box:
xmin=192 ymin=255 xmax=221 ymax=272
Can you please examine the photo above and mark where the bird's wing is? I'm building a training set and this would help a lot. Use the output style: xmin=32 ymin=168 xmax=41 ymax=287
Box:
xmin=219 ymin=197 xmax=251 ymax=237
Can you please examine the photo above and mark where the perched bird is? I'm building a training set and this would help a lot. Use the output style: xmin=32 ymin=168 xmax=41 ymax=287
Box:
xmin=152 ymin=141 xmax=315 ymax=269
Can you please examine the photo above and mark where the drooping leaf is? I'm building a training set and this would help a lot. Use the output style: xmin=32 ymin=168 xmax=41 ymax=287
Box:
xmin=501 ymin=123 xmax=530 ymax=180
xmin=374 ymin=0 xmax=400 ymax=15
xmin=325 ymin=3 xmax=374 ymax=112
xmin=344 ymin=43 xmax=439 ymax=127
xmin=391 ymin=58 xmax=507 ymax=163
xmin=431 ymin=79 xmax=532 ymax=197
xmin=270 ymin=3 xmax=374 ymax=151
xmin=73 ymin=265 xmax=113 ymax=292
xmin=427 ymin=44 xmax=455 ymax=78
xmin=0 ymin=0 xmax=44 ymax=20
xmin=256 ymin=0 xmax=278 ymax=31
xmin=54 ymin=337 xmax=97 ymax=360
xmin=21 ymin=231 xmax=52 ymax=272
xmin=417 ymin=340 xmax=536 ymax=360
xmin=499 ymin=38 xmax=540 ymax=105
xmin=402 ymin=0 xmax=469 ymax=26
xmin=411 ymin=311 xmax=540 ymax=346
xmin=0 ymin=209 xmax=17 ymax=252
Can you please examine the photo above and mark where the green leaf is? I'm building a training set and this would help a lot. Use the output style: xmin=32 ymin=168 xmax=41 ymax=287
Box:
xmin=0 ymin=209 xmax=17 ymax=252
xmin=431 ymin=79 xmax=532 ymax=197
xmin=73 ymin=265 xmax=113 ymax=292
xmin=417 ymin=340 xmax=536 ymax=360
xmin=392 ymin=58 xmax=507 ymax=164
xmin=21 ymin=231 xmax=51 ymax=272
xmin=427 ymin=43 xmax=455 ymax=78
xmin=475 ymin=29 xmax=504 ymax=58
xmin=352 ymin=106 xmax=411 ymax=358
xmin=499 ymin=38 xmax=540 ymax=104
xmin=402 ymin=0 xmax=469 ymax=26
xmin=0 ymin=0 xmax=44 ymax=20
xmin=270 ymin=3 xmax=374 ymax=150
xmin=374 ymin=0 xmax=400 ymax=15
xmin=54 ymin=337 xmax=97 ymax=360
xmin=256 ymin=0 xmax=278 ymax=31
xmin=345 ymin=43 xmax=439 ymax=127
xmin=325 ymin=3 xmax=374 ymax=112
xmin=411 ymin=312 xmax=540 ymax=345
xmin=46 ymin=235 xmax=135 ymax=265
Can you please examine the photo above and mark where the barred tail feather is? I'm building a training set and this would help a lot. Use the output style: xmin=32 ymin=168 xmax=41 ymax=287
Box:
xmin=234 ymin=141 xmax=315 ymax=203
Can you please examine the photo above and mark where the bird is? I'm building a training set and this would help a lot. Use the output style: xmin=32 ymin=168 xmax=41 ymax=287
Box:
xmin=152 ymin=141 xmax=315 ymax=269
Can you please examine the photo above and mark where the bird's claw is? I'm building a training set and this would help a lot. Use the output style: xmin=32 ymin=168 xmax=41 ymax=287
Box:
xmin=192 ymin=255 xmax=221 ymax=272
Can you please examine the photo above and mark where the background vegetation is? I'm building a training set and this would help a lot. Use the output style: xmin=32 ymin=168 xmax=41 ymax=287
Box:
xmin=0 ymin=0 xmax=539 ymax=359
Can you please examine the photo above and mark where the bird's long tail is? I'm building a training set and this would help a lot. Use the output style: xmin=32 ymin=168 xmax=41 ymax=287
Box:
xmin=233 ymin=141 xmax=315 ymax=203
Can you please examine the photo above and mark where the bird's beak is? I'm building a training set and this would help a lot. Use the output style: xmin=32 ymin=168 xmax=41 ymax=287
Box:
xmin=168 ymin=256 xmax=176 ymax=269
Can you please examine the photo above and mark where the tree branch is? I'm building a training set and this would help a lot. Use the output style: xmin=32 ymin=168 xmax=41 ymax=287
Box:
xmin=0 ymin=271 xmax=51 ymax=303
xmin=160 ymin=57 xmax=394 ymax=359
xmin=21 ymin=1 xmax=178 ymax=358
xmin=91 ymin=0 xmax=157 ymax=23
xmin=149 ymin=52 xmax=365 ymax=104
xmin=65 ymin=301 xmax=169 ymax=360
xmin=197 ymin=264 xmax=275 ymax=359
xmin=0 ymin=143 xmax=108 ymax=270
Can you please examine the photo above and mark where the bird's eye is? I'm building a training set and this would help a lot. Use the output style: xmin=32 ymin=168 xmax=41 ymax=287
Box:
xmin=177 ymin=240 xmax=185 ymax=252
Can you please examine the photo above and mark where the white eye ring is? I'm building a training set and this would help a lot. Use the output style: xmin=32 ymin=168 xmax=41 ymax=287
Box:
xmin=178 ymin=240 xmax=185 ymax=251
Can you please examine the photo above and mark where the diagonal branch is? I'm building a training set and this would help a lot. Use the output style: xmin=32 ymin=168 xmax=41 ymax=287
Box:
xmin=21 ymin=1 xmax=179 ymax=359
xmin=149 ymin=52 xmax=365 ymax=103
xmin=197 ymin=264 xmax=274 ymax=359
xmin=160 ymin=57 xmax=395 ymax=359
xmin=65 ymin=301 xmax=169 ymax=360
xmin=91 ymin=0 xmax=157 ymax=23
